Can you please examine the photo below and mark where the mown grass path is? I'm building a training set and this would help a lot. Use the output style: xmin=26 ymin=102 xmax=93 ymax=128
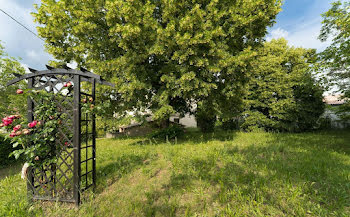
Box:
xmin=1 ymin=130 xmax=349 ymax=216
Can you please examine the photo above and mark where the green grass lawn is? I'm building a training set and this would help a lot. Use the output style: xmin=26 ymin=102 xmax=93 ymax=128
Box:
xmin=1 ymin=130 xmax=350 ymax=216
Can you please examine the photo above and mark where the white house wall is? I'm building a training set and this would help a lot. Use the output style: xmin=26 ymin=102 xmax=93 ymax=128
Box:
xmin=170 ymin=114 xmax=197 ymax=128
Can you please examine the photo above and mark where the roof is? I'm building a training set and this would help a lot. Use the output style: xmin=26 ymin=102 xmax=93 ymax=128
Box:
xmin=323 ymin=95 xmax=346 ymax=105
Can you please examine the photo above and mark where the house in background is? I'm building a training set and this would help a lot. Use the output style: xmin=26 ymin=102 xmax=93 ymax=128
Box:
xmin=170 ymin=113 xmax=197 ymax=128
xmin=322 ymin=95 xmax=350 ymax=129
xmin=106 ymin=111 xmax=197 ymax=138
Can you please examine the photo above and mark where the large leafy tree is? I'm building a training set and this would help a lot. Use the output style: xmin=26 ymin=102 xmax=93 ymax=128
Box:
xmin=319 ymin=1 xmax=350 ymax=121
xmin=319 ymin=1 xmax=350 ymax=95
xmin=33 ymin=0 xmax=282 ymax=123
xmin=0 ymin=42 xmax=26 ymax=118
xmin=241 ymin=39 xmax=324 ymax=132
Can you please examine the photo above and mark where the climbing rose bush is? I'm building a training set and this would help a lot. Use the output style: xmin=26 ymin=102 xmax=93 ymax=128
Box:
xmin=1 ymin=89 xmax=62 ymax=167
xmin=1 ymin=82 xmax=77 ymax=165
xmin=1 ymin=83 xmax=98 ymax=170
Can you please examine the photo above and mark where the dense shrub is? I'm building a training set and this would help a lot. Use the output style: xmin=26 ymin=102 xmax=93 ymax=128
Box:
xmin=196 ymin=100 xmax=217 ymax=133
xmin=220 ymin=118 xmax=240 ymax=131
xmin=149 ymin=125 xmax=184 ymax=141
xmin=0 ymin=134 xmax=18 ymax=167
xmin=290 ymin=76 xmax=325 ymax=132
xmin=318 ymin=117 xmax=332 ymax=130
xmin=196 ymin=114 xmax=216 ymax=133
xmin=241 ymin=39 xmax=324 ymax=132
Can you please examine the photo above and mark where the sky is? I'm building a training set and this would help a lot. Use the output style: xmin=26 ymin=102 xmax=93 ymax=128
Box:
xmin=267 ymin=0 xmax=335 ymax=50
xmin=0 ymin=0 xmax=337 ymax=70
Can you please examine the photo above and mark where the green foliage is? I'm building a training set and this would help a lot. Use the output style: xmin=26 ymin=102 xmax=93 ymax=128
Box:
xmin=33 ymin=0 xmax=282 ymax=122
xmin=0 ymin=85 xmax=95 ymax=168
xmin=318 ymin=1 xmax=350 ymax=96
xmin=318 ymin=1 xmax=350 ymax=122
xmin=241 ymin=39 xmax=325 ymax=132
xmin=0 ymin=42 xmax=26 ymax=118
xmin=196 ymin=99 xmax=216 ymax=133
xmin=1 ymin=90 xmax=62 ymax=167
xmin=291 ymin=75 xmax=325 ymax=132
xmin=0 ymin=134 xmax=19 ymax=168
xmin=336 ymin=103 xmax=350 ymax=122
xmin=318 ymin=116 xmax=332 ymax=130
xmin=327 ymin=101 xmax=350 ymax=126
xmin=149 ymin=124 xmax=184 ymax=140
xmin=220 ymin=118 xmax=240 ymax=130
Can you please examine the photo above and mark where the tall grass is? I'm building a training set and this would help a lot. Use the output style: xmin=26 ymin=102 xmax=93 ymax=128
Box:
xmin=0 ymin=130 xmax=349 ymax=216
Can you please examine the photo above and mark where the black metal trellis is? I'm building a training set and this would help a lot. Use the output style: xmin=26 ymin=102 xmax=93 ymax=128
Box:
xmin=7 ymin=65 xmax=114 ymax=206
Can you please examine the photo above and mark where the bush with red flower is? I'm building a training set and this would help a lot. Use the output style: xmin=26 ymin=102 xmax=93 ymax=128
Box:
xmin=1 ymin=89 xmax=62 ymax=167
xmin=1 ymin=84 xmax=97 ymax=169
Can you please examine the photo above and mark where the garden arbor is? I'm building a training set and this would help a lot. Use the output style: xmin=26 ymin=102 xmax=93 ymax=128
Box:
xmin=7 ymin=65 xmax=114 ymax=205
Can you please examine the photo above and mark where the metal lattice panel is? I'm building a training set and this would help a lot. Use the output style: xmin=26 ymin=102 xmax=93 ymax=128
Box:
xmin=29 ymin=73 xmax=76 ymax=202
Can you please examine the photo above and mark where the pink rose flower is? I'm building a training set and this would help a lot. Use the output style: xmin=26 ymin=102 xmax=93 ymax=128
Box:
xmin=16 ymin=89 xmax=23 ymax=94
xmin=5 ymin=121 xmax=11 ymax=125
xmin=13 ymin=125 xmax=21 ymax=132
xmin=23 ymin=129 xmax=31 ymax=135
xmin=15 ymin=130 xmax=22 ymax=136
xmin=8 ymin=115 xmax=16 ymax=119
xmin=0 ymin=123 xmax=4 ymax=128
xmin=9 ymin=132 xmax=16 ymax=138
xmin=28 ymin=120 xmax=38 ymax=128
xmin=64 ymin=82 xmax=72 ymax=87
xmin=2 ymin=117 xmax=13 ymax=126
xmin=5 ymin=120 xmax=13 ymax=126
